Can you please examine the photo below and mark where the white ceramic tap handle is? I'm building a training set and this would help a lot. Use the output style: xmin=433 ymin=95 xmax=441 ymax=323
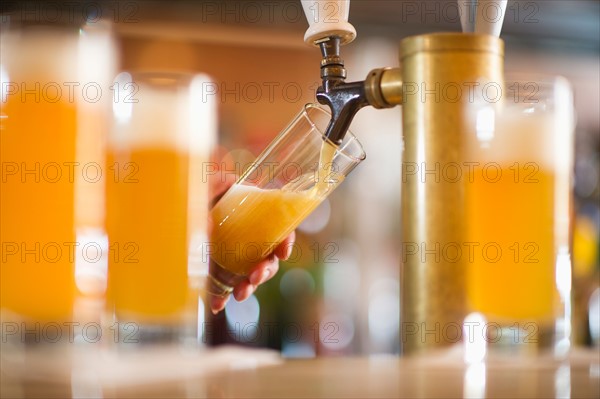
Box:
xmin=301 ymin=0 xmax=357 ymax=45
xmin=474 ymin=0 xmax=508 ymax=37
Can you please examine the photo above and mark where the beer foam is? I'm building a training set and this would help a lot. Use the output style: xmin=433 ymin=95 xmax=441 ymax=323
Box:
xmin=465 ymin=105 xmax=557 ymax=171
xmin=78 ymin=21 xmax=119 ymax=98
xmin=1 ymin=28 xmax=78 ymax=82
xmin=110 ymin=73 xmax=216 ymax=155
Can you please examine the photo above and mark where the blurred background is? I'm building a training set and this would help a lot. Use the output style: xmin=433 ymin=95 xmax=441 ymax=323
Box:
xmin=2 ymin=0 xmax=598 ymax=355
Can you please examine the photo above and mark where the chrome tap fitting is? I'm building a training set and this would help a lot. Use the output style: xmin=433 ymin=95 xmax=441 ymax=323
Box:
xmin=314 ymin=37 xmax=402 ymax=145
xmin=315 ymin=36 xmax=368 ymax=145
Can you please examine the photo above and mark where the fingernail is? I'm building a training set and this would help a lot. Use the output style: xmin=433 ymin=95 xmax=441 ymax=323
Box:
xmin=236 ymin=284 xmax=256 ymax=302
xmin=250 ymin=268 xmax=270 ymax=285
xmin=211 ymin=296 xmax=229 ymax=315
xmin=284 ymin=244 xmax=292 ymax=260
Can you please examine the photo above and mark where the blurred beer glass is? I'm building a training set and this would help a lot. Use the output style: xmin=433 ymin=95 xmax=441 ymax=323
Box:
xmin=106 ymin=71 xmax=215 ymax=345
xmin=464 ymin=76 xmax=574 ymax=356
xmin=1 ymin=17 xmax=116 ymax=340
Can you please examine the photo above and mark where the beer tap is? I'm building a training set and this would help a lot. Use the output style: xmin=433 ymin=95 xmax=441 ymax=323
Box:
xmin=301 ymin=0 xmax=402 ymax=145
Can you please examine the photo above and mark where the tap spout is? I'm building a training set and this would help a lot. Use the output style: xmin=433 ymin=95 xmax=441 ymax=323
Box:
xmin=315 ymin=36 xmax=368 ymax=144
xmin=313 ymin=37 xmax=402 ymax=144
xmin=316 ymin=81 xmax=368 ymax=145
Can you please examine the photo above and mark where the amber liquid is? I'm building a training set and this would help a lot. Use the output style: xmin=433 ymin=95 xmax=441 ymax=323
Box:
xmin=0 ymin=87 xmax=77 ymax=321
xmin=209 ymin=141 xmax=339 ymax=277
xmin=210 ymin=186 xmax=323 ymax=275
xmin=466 ymin=166 xmax=555 ymax=322
xmin=106 ymin=148 xmax=189 ymax=322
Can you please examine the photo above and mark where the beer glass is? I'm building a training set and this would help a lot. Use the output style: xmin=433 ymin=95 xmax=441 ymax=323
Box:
xmin=464 ymin=76 xmax=574 ymax=356
xmin=207 ymin=103 xmax=365 ymax=296
xmin=1 ymin=25 xmax=78 ymax=325
xmin=106 ymin=71 xmax=215 ymax=344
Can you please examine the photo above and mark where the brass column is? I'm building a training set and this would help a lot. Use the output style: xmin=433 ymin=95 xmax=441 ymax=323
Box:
xmin=399 ymin=33 xmax=504 ymax=354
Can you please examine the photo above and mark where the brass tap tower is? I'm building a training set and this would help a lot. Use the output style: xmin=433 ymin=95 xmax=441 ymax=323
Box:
xmin=301 ymin=1 xmax=504 ymax=354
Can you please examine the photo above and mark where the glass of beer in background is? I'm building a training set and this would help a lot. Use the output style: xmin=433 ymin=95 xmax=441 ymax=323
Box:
xmin=464 ymin=76 xmax=574 ymax=356
xmin=207 ymin=104 xmax=366 ymax=296
xmin=1 ymin=20 xmax=116 ymax=332
xmin=106 ymin=72 xmax=215 ymax=344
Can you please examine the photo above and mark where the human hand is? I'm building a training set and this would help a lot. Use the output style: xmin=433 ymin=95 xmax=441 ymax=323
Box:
xmin=208 ymin=231 xmax=295 ymax=314
xmin=207 ymin=165 xmax=295 ymax=315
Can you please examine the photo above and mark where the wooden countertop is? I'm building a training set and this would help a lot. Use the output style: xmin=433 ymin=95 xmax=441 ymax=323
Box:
xmin=2 ymin=345 xmax=599 ymax=398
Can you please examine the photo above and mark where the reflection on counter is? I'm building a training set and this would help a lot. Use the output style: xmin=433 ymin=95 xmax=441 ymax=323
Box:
xmin=1 ymin=342 xmax=598 ymax=398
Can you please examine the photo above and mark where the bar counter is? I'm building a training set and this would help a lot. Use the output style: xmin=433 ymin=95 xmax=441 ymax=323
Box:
xmin=2 ymin=345 xmax=598 ymax=398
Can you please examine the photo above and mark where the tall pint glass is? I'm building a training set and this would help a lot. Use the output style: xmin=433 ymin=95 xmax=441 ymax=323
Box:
xmin=464 ymin=76 xmax=574 ymax=356
xmin=106 ymin=72 xmax=215 ymax=344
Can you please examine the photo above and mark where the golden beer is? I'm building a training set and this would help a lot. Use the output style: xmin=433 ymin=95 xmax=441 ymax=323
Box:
xmin=210 ymin=184 xmax=323 ymax=275
xmin=106 ymin=148 xmax=190 ymax=321
xmin=465 ymin=108 xmax=558 ymax=326
xmin=1 ymin=31 xmax=78 ymax=322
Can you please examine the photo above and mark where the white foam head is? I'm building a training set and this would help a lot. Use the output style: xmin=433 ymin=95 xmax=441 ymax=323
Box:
xmin=110 ymin=72 xmax=216 ymax=155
